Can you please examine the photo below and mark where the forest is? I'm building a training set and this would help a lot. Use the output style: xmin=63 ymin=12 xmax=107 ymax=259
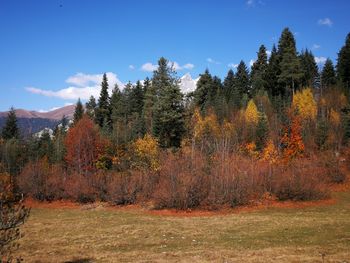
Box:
xmin=1 ymin=27 xmax=350 ymax=213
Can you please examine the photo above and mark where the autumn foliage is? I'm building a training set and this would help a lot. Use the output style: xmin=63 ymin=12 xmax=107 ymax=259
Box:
xmin=64 ymin=115 xmax=107 ymax=174
xmin=281 ymin=111 xmax=305 ymax=161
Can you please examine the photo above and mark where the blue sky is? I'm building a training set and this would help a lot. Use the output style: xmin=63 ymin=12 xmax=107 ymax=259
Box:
xmin=0 ymin=0 xmax=349 ymax=111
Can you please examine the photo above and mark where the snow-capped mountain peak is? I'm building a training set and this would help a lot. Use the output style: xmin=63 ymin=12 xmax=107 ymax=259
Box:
xmin=179 ymin=73 xmax=198 ymax=94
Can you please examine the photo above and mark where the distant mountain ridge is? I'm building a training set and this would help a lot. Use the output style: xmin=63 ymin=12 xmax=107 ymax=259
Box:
xmin=0 ymin=105 xmax=75 ymax=120
xmin=0 ymin=105 xmax=75 ymax=137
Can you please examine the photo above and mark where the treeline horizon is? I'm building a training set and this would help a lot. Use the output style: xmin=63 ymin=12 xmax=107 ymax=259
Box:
xmin=1 ymin=27 xmax=350 ymax=210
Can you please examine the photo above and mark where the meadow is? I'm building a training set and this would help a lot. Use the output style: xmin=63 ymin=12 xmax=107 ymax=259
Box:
xmin=15 ymin=190 xmax=350 ymax=262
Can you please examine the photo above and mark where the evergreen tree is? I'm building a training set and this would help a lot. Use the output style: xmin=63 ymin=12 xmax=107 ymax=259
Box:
xmin=110 ymin=84 xmax=123 ymax=123
xmin=265 ymin=45 xmax=280 ymax=97
xmin=110 ymin=83 xmax=129 ymax=145
xmin=1 ymin=107 xmax=19 ymax=140
xmin=73 ymin=98 xmax=84 ymax=125
xmin=251 ymin=45 xmax=268 ymax=96
xmin=129 ymin=80 xmax=145 ymax=138
xmin=236 ymin=60 xmax=250 ymax=99
xmin=315 ymin=118 xmax=328 ymax=150
xmin=342 ymin=109 xmax=350 ymax=145
xmin=211 ymin=76 xmax=225 ymax=120
xmin=223 ymin=69 xmax=236 ymax=104
xmin=85 ymin=95 xmax=97 ymax=119
xmin=37 ymin=130 xmax=54 ymax=161
xmin=321 ymin=58 xmax=337 ymax=89
xmin=152 ymin=57 xmax=185 ymax=148
xmin=142 ymin=77 xmax=156 ymax=134
xmin=277 ymin=28 xmax=303 ymax=98
xmin=255 ymin=111 xmax=269 ymax=151
xmin=194 ymin=69 xmax=213 ymax=113
xmin=130 ymin=80 xmax=144 ymax=115
xmin=299 ymin=49 xmax=318 ymax=87
xmin=337 ymin=33 xmax=350 ymax=89
xmin=96 ymin=73 xmax=111 ymax=128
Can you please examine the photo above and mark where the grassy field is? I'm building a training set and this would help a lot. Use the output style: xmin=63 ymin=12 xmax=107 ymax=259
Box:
xmin=15 ymin=191 xmax=350 ymax=263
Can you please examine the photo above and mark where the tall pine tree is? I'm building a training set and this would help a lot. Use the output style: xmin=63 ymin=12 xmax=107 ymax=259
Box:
xmin=96 ymin=73 xmax=111 ymax=128
xmin=251 ymin=45 xmax=268 ymax=96
xmin=142 ymin=77 xmax=156 ymax=134
xmin=1 ymin=107 xmax=19 ymax=140
xmin=235 ymin=60 xmax=250 ymax=102
xmin=299 ymin=49 xmax=318 ymax=88
xmin=73 ymin=98 xmax=84 ymax=125
xmin=85 ymin=95 xmax=97 ymax=119
xmin=152 ymin=57 xmax=185 ymax=148
xmin=194 ymin=69 xmax=213 ymax=113
xmin=337 ymin=33 xmax=350 ymax=89
xmin=265 ymin=45 xmax=280 ymax=97
xmin=321 ymin=58 xmax=337 ymax=89
xmin=277 ymin=28 xmax=303 ymax=99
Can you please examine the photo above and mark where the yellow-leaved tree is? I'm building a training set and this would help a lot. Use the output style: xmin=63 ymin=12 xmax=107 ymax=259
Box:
xmin=132 ymin=134 xmax=160 ymax=171
xmin=192 ymin=108 xmax=220 ymax=152
xmin=292 ymin=88 xmax=317 ymax=121
xmin=244 ymin=99 xmax=259 ymax=125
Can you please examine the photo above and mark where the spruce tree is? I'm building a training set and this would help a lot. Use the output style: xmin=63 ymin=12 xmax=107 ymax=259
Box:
xmin=85 ymin=95 xmax=97 ymax=119
xmin=194 ymin=69 xmax=213 ymax=113
xmin=321 ymin=58 xmax=337 ymax=89
xmin=211 ymin=76 xmax=225 ymax=120
xmin=130 ymin=80 xmax=144 ymax=116
xmin=299 ymin=49 xmax=318 ymax=87
xmin=152 ymin=57 xmax=185 ymax=148
xmin=251 ymin=45 xmax=268 ymax=97
xmin=277 ymin=28 xmax=303 ymax=98
xmin=73 ymin=98 xmax=84 ymax=125
xmin=223 ymin=69 xmax=236 ymax=103
xmin=316 ymin=118 xmax=328 ymax=150
xmin=129 ymin=80 xmax=145 ymax=138
xmin=110 ymin=84 xmax=123 ymax=123
xmin=1 ymin=107 xmax=19 ymax=140
xmin=337 ymin=33 xmax=350 ymax=89
xmin=96 ymin=73 xmax=111 ymax=128
xmin=236 ymin=60 xmax=250 ymax=99
xmin=142 ymin=77 xmax=156 ymax=134
xmin=265 ymin=45 xmax=280 ymax=97
xmin=255 ymin=111 xmax=269 ymax=151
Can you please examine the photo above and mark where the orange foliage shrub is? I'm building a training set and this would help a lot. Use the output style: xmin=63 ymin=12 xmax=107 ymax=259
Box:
xmin=65 ymin=115 xmax=107 ymax=174
xmin=18 ymin=158 xmax=66 ymax=201
xmin=271 ymin=158 xmax=329 ymax=201
xmin=281 ymin=111 xmax=305 ymax=161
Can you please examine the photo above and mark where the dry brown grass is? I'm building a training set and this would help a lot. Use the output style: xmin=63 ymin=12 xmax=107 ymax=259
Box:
xmin=14 ymin=191 xmax=350 ymax=262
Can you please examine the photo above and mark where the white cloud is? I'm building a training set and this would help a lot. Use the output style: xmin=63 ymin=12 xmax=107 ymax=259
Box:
xmin=26 ymin=72 xmax=125 ymax=100
xmin=141 ymin=62 xmax=158 ymax=72
xmin=170 ymin=61 xmax=181 ymax=71
xmin=312 ymin=44 xmax=321 ymax=50
xmin=207 ymin=58 xmax=221 ymax=64
xmin=183 ymin=63 xmax=194 ymax=70
xmin=26 ymin=86 xmax=101 ymax=100
xmin=129 ymin=65 xmax=135 ymax=70
xmin=246 ymin=0 xmax=254 ymax=6
xmin=266 ymin=50 xmax=271 ymax=57
xmin=246 ymin=0 xmax=264 ymax=7
xmin=228 ymin=63 xmax=239 ymax=69
xmin=37 ymin=108 xmax=59 ymax=113
xmin=315 ymin=56 xmax=327 ymax=64
xmin=168 ymin=61 xmax=195 ymax=71
xmin=249 ymin=59 xmax=256 ymax=67
xmin=66 ymin=72 xmax=121 ymax=87
xmin=141 ymin=61 xmax=194 ymax=72
xmin=318 ymin=18 xmax=333 ymax=27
